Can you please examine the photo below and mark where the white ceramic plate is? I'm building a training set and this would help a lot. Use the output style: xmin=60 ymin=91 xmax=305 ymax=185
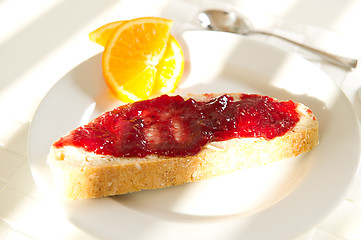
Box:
xmin=28 ymin=31 xmax=361 ymax=240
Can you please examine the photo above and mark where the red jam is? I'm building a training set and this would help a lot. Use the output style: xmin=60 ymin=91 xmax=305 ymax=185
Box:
xmin=54 ymin=94 xmax=300 ymax=157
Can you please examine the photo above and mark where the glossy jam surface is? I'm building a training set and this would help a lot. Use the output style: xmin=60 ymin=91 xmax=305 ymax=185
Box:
xmin=54 ymin=94 xmax=300 ymax=157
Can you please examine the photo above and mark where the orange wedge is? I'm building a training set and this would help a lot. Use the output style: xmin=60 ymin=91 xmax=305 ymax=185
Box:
xmin=90 ymin=17 xmax=184 ymax=102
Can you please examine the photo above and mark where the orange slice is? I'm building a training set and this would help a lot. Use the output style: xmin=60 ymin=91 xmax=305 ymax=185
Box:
xmin=91 ymin=17 xmax=184 ymax=102
xmin=154 ymin=35 xmax=184 ymax=95
xmin=89 ymin=21 xmax=126 ymax=47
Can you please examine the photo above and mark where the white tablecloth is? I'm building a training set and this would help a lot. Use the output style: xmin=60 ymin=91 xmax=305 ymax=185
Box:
xmin=0 ymin=0 xmax=361 ymax=239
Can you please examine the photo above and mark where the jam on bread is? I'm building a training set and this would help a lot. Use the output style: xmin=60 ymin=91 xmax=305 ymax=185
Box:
xmin=54 ymin=94 xmax=300 ymax=158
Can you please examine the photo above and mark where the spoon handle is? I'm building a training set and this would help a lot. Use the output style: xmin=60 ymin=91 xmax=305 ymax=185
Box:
xmin=254 ymin=30 xmax=358 ymax=70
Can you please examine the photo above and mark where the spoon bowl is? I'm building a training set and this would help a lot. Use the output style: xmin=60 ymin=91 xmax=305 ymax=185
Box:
xmin=199 ymin=10 xmax=252 ymax=34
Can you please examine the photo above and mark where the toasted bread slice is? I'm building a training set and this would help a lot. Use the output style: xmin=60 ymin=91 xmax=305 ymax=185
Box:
xmin=47 ymin=93 xmax=319 ymax=199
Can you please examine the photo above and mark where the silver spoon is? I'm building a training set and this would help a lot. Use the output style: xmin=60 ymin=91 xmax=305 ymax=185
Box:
xmin=199 ymin=9 xmax=358 ymax=71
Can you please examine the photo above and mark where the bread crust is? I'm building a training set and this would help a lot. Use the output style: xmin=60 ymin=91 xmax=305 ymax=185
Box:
xmin=47 ymin=93 xmax=319 ymax=199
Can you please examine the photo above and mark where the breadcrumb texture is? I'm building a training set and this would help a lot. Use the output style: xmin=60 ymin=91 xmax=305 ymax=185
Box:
xmin=47 ymin=93 xmax=319 ymax=199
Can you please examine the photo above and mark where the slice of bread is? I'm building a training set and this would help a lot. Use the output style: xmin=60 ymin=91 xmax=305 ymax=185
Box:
xmin=47 ymin=93 xmax=319 ymax=199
